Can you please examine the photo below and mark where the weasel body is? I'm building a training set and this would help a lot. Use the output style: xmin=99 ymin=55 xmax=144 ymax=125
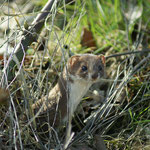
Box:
xmin=32 ymin=54 xmax=105 ymax=132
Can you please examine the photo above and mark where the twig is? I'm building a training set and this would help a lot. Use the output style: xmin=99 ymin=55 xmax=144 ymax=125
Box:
xmin=106 ymin=49 xmax=150 ymax=58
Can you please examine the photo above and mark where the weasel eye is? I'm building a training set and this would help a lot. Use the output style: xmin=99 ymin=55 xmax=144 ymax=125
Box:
xmin=82 ymin=66 xmax=88 ymax=71
xmin=98 ymin=65 xmax=102 ymax=71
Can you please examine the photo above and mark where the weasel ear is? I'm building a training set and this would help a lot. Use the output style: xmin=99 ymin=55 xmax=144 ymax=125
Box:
xmin=98 ymin=55 xmax=105 ymax=65
xmin=68 ymin=55 xmax=80 ymax=67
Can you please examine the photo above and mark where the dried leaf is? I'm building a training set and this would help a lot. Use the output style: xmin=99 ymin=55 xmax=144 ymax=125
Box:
xmin=81 ymin=28 xmax=97 ymax=49
xmin=123 ymin=2 xmax=143 ymax=25
xmin=0 ymin=88 xmax=9 ymax=106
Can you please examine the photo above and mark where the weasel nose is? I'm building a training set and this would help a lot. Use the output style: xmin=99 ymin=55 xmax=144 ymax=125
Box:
xmin=92 ymin=73 xmax=98 ymax=80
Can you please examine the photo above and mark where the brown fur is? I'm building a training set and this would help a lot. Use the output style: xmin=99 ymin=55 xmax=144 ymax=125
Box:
xmin=31 ymin=54 xmax=105 ymax=135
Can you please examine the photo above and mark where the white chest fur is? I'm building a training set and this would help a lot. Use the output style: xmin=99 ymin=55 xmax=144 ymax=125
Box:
xmin=68 ymin=80 xmax=92 ymax=117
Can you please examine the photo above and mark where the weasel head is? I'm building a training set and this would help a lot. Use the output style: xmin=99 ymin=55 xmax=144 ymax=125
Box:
xmin=67 ymin=54 xmax=105 ymax=83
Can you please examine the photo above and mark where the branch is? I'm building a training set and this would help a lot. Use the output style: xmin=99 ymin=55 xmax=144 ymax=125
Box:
xmin=5 ymin=0 xmax=57 ymax=81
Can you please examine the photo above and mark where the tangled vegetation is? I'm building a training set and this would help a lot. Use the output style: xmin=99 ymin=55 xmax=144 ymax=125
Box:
xmin=0 ymin=0 xmax=150 ymax=149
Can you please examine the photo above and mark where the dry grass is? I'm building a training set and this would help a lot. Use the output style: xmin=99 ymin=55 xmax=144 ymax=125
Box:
xmin=0 ymin=0 xmax=150 ymax=149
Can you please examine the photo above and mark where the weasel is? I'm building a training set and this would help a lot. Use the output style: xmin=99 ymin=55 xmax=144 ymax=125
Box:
xmin=32 ymin=54 xmax=105 ymax=147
